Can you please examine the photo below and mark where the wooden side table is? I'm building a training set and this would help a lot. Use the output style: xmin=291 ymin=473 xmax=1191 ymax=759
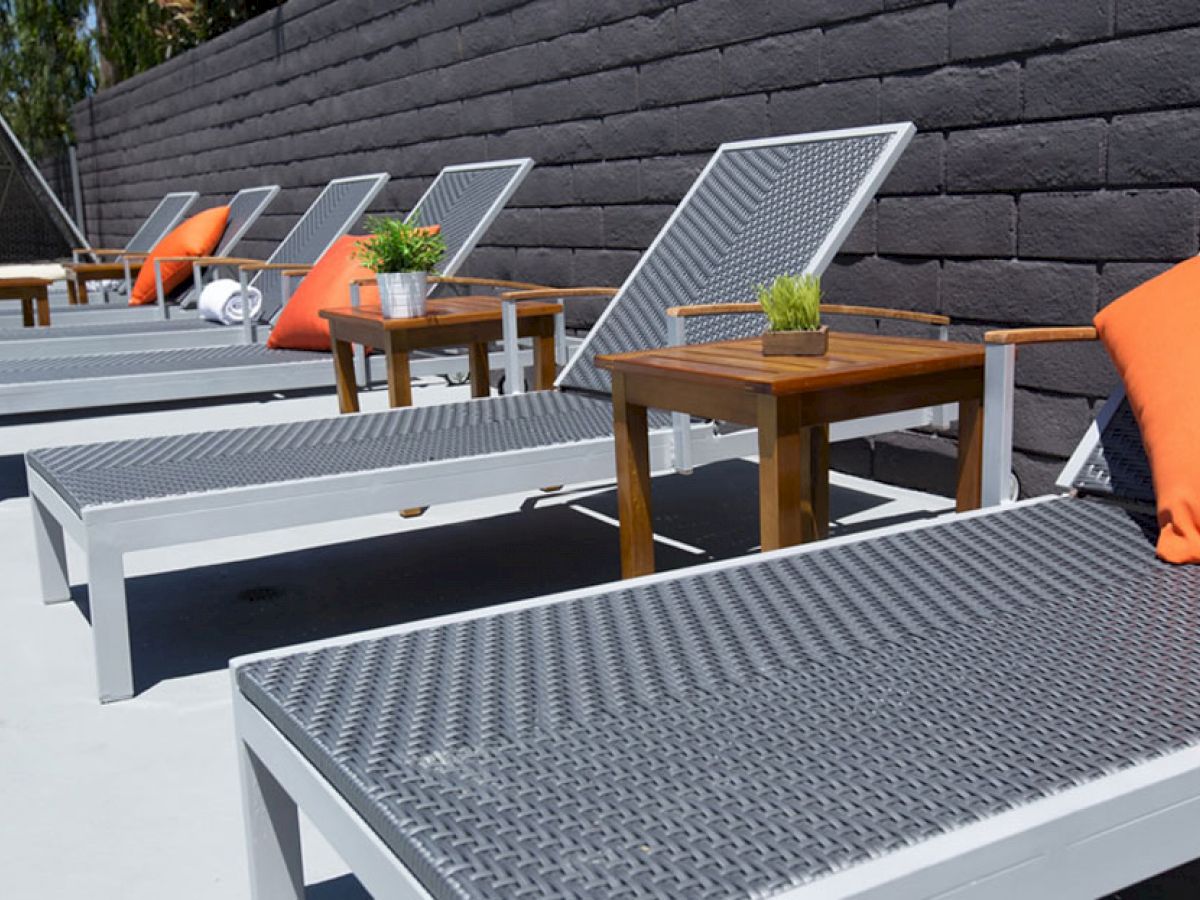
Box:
xmin=596 ymin=332 xmax=986 ymax=578
xmin=319 ymin=295 xmax=564 ymax=412
xmin=0 ymin=278 xmax=52 ymax=326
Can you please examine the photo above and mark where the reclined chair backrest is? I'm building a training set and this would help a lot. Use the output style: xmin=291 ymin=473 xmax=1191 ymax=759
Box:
xmin=214 ymin=185 xmax=281 ymax=257
xmin=405 ymin=158 xmax=533 ymax=278
xmin=123 ymin=191 xmax=200 ymax=255
xmin=1058 ymin=389 xmax=1154 ymax=510
xmin=0 ymin=112 xmax=90 ymax=263
xmin=256 ymin=173 xmax=389 ymax=321
xmin=557 ymin=124 xmax=916 ymax=397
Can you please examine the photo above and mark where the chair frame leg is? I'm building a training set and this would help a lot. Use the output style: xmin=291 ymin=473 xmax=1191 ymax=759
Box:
xmin=86 ymin=534 xmax=134 ymax=703
xmin=31 ymin=494 xmax=71 ymax=605
xmin=238 ymin=740 xmax=305 ymax=900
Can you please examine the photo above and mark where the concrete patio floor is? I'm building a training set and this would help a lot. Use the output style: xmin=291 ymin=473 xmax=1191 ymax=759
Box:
xmin=1 ymin=376 xmax=1195 ymax=898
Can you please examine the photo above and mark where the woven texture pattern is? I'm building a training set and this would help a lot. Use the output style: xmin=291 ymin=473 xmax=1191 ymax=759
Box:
xmin=256 ymin=175 xmax=387 ymax=320
xmin=218 ymin=187 xmax=277 ymax=257
xmin=0 ymin=123 xmax=77 ymax=262
xmin=28 ymin=391 xmax=671 ymax=513
xmin=412 ymin=164 xmax=527 ymax=277
xmin=0 ymin=318 xmax=224 ymax=341
xmin=560 ymin=133 xmax=892 ymax=396
xmin=238 ymin=498 xmax=1200 ymax=900
xmin=1 ymin=344 xmax=321 ymax=386
xmin=124 ymin=193 xmax=197 ymax=254
xmin=1071 ymin=395 xmax=1155 ymax=507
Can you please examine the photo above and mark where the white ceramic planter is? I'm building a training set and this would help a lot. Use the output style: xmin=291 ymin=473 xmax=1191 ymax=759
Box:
xmin=377 ymin=271 xmax=428 ymax=318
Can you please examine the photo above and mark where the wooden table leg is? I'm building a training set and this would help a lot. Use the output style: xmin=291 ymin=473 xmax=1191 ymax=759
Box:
xmin=75 ymin=277 xmax=89 ymax=305
xmin=385 ymin=338 xmax=413 ymax=408
xmin=468 ymin=341 xmax=491 ymax=398
xmin=20 ymin=295 xmax=34 ymax=328
xmin=35 ymin=288 xmax=50 ymax=326
xmin=533 ymin=330 xmax=556 ymax=390
xmin=331 ymin=336 xmax=360 ymax=414
xmin=613 ymin=373 xmax=655 ymax=578
xmin=956 ymin=395 xmax=984 ymax=511
xmin=66 ymin=279 xmax=79 ymax=305
xmin=804 ymin=423 xmax=830 ymax=542
xmin=757 ymin=395 xmax=816 ymax=552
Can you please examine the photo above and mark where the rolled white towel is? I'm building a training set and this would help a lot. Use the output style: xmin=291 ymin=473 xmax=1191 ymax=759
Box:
xmin=198 ymin=278 xmax=262 ymax=325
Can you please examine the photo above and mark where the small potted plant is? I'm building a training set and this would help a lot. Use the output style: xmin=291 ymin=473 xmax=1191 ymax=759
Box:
xmin=357 ymin=216 xmax=446 ymax=318
xmin=757 ymin=273 xmax=827 ymax=356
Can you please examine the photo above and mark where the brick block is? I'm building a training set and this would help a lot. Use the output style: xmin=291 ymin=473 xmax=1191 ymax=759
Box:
xmin=595 ymin=12 xmax=677 ymax=67
xmin=540 ymin=206 xmax=605 ymax=247
xmin=1018 ymin=190 xmax=1199 ymax=261
xmin=595 ymin=110 xmax=675 ymax=159
xmin=463 ymin=245 xmax=519 ymax=281
xmin=506 ymin=165 xmax=574 ymax=208
xmin=511 ymin=68 xmax=639 ymax=124
xmin=482 ymin=207 xmax=543 ymax=246
xmin=1025 ymin=28 xmax=1200 ymax=119
xmin=460 ymin=13 xmax=515 ymax=58
xmin=509 ymin=1 xmax=594 ymax=44
xmin=1098 ymin=261 xmax=1175 ymax=308
xmin=677 ymin=0 xmax=883 ymax=52
xmin=1014 ymin=339 xmax=1118 ymax=397
xmin=459 ymin=92 xmax=516 ymax=133
xmin=946 ymin=120 xmax=1106 ymax=192
xmin=640 ymin=155 xmax=708 ymax=202
xmin=1109 ymin=109 xmax=1200 ymax=186
xmin=1012 ymin=451 xmax=1068 ymax=499
xmin=639 ymin=50 xmax=723 ymax=108
xmin=878 ymin=195 xmax=1016 ymax=257
xmin=514 ymin=246 xmax=576 ymax=290
xmin=880 ymin=62 xmax=1020 ymax=129
xmin=603 ymin=204 xmax=673 ymax=248
xmin=950 ymin=0 xmax=1109 ymax=60
xmin=1012 ymin=388 xmax=1094 ymax=457
xmin=537 ymin=30 xmax=606 ymax=82
xmin=941 ymin=260 xmax=1097 ymax=324
xmin=572 ymin=161 xmax=641 ymax=204
xmin=878 ymin=132 xmax=944 ymax=196
xmin=722 ymin=32 xmax=822 ymax=95
xmin=767 ymin=80 xmax=879 ymax=133
xmin=675 ymin=95 xmax=769 ymax=152
xmin=821 ymin=255 xmax=941 ymax=313
xmin=1116 ymin=0 xmax=1200 ymax=33
xmin=838 ymin=204 xmax=877 ymax=256
xmin=824 ymin=5 xmax=948 ymax=80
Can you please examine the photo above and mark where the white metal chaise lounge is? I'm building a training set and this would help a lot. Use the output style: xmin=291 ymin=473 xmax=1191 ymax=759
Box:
xmin=0 ymin=175 xmax=375 ymax=355
xmin=229 ymin=375 xmax=1200 ymax=900
xmin=25 ymin=125 xmax=924 ymax=702
xmin=0 ymin=160 xmax=536 ymax=410
xmin=0 ymin=184 xmax=279 ymax=346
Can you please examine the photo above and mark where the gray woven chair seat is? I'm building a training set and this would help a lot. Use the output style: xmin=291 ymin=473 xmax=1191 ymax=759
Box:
xmin=236 ymin=497 xmax=1200 ymax=899
xmin=0 ymin=318 xmax=224 ymax=340
xmin=0 ymin=344 xmax=323 ymax=387
xmin=28 ymin=391 xmax=673 ymax=513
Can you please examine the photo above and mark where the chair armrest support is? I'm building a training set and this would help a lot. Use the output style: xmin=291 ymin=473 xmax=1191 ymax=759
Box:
xmin=499 ymin=287 xmax=618 ymax=301
xmin=666 ymin=301 xmax=949 ymax=327
xmin=429 ymin=274 xmax=550 ymax=291
xmin=238 ymin=261 xmax=304 ymax=272
xmin=984 ymin=325 xmax=1098 ymax=345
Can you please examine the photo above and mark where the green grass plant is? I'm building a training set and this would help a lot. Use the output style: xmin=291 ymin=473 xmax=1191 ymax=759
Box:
xmin=757 ymin=273 xmax=822 ymax=332
xmin=357 ymin=215 xmax=446 ymax=273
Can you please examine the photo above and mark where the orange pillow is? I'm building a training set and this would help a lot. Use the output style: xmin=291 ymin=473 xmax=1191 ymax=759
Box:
xmin=267 ymin=234 xmax=376 ymax=351
xmin=129 ymin=206 xmax=229 ymax=305
xmin=1094 ymin=256 xmax=1200 ymax=563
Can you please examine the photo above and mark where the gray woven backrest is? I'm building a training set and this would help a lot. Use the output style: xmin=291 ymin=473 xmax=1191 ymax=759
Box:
xmin=0 ymin=113 xmax=89 ymax=262
xmin=1062 ymin=390 xmax=1154 ymax=508
xmin=406 ymin=159 xmax=533 ymax=277
xmin=124 ymin=191 xmax=199 ymax=254
xmin=257 ymin=173 xmax=389 ymax=320
xmin=558 ymin=125 xmax=915 ymax=396
xmin=214 ymin=185 xmax=279 ymax=256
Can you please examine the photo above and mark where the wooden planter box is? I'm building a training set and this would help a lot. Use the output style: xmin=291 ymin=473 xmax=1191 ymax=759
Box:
xmin=761 ymin=325 xmax=828 ymax=356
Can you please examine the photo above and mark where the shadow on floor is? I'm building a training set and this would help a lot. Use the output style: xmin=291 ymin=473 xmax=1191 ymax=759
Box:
xmin=0 ymin=453 xmax=26 ymax=501
xmin=1106 ymin=857 xmax=1200 ymax=899
xmin=68 ymin=460 xmax=947 ymax=697
xmin=307 ymin=874 xmax=370 ymax=899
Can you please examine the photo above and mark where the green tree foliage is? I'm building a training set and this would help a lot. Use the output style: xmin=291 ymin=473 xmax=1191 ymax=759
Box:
xmin=0 ymin=0 xmax=95 ymax=158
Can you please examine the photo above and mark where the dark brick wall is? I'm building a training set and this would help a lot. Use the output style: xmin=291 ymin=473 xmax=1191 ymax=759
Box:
xmin=72 ymin=0 xmax=1200 ymax=497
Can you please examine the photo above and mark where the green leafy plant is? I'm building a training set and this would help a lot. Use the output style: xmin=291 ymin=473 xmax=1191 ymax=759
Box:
xmin=357 ymin=216 xmax=446 ymax=273
xmin=757 ymin=274 xmax=822 ymax=332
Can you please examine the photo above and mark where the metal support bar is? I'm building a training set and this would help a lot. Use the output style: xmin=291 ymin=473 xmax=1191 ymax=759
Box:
xmin=554 ymin=310 xmax=568 ymax=368
xmin=350 ymin=282 xmax=369 ymax=387
xmin=67 ymin=143 xmax=85 ymax=237
xmin=154 ymin=259 xmax=169 ymax=320
xmin=930 ymin=323 xmax=953 ymax=430
xmin=238 ymin=740 xmax=305 ymax=899
xmin=667 ymin=314 xmax=693 ymax=474
xmin=240 ymin=268 xmax=256 ymax=345
xmin=501 ymin=298 xmax=523 ymax=394
xmin=982 ymin=342 xmax=1016 ymax=506
xmin=122 ymin=256 xmax=133 ymax=298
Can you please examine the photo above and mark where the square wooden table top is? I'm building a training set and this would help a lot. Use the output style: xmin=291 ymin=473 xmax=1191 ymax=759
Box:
xmin=318 ymin=294 xmax=562 ymax=331
xmin=596 ymin=332 xmax=985 ymax=396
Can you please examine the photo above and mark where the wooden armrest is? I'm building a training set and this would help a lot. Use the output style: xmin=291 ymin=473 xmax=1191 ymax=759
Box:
xmin=500 ymin=287 xmax=619 ymax=301
xmin=280 ymin=268 xmax=314 ymax=278
xmin=238 ymin=261 xmax=301 ymax=272
xmin=120 ymin=252 xmax=150 ymax=260
xmin=66 ymin=262 xmax=142 ymax=277
xmin=171 ymin=256 xmax=263 ymax=267
xmin=429 ymin=274 xmax=550 ymax=291
xmin=821 ymin=303 xmax=949 ymax=326
xmin=350 ymin=277 xmax=377 ymax=288
xmin=82 ymin=248 xmax=131 ymax=258
xmin=666 ymin=302 xmax=760 ymax=318
xmin=984 ymin=326 xmax=1098 ymax=345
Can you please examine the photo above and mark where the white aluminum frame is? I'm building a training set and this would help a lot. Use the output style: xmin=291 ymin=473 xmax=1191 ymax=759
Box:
xmin=230 ymin=494 xmax=1200 ymax=900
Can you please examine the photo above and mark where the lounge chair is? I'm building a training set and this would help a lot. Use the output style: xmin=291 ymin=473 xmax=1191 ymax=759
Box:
xmin=26 ymin=125 xmax=923 ymax=702
xmin=0 ymin=112 xmax=91 ymax=267
xmin=0 ymin=160 xmax=533 ymax=397
xmin=229 ymin=357 xmax=1200 ymax=899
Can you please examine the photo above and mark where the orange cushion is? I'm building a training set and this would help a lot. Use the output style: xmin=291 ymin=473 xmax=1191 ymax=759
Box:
xmin=1094 ymin=256 xmax=1200 ymax=563
xmin=129 ymin=206 xmax=229 ymax=305
xmin=267 ymin=234 xmax=376 ymax=351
